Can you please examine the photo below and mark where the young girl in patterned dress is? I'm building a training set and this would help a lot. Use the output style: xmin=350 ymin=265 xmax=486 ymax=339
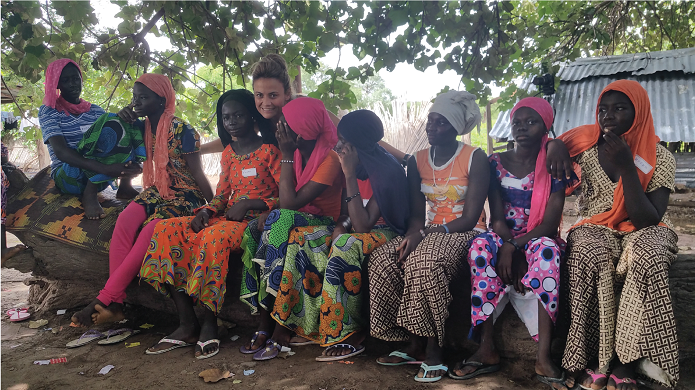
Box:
xmin=452 ymin=98 xmax=573 ymax=390
xmin=71 ymin=74 xmax=213 ymax=327
xmin=139 ymin=89 xmax=280 ymax=359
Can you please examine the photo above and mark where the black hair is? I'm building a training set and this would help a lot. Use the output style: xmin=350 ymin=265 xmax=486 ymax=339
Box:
xmin=216 ymin=89 xmax=276 ymax=147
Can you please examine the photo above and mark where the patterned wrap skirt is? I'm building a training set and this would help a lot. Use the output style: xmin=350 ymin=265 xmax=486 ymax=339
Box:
xmin=562 ymin=224 xmax=679 ymax=386
xmin=139 ymin=216 xmax=247 ymax=314
xmin=368 ymin=228 xmax=479 ymax=347
xmin=271 ymin=225 xmax=396 ymax=346
xmin=240 ymin=209 xmax=334 ymax=313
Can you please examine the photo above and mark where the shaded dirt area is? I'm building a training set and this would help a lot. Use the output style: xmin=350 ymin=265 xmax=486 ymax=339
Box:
xmin=2 ymin=190 xmax=695 ymax=390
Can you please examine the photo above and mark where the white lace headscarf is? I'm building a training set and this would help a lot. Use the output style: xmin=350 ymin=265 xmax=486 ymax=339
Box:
xmin=429 ymin=90 xmax=482 ymax=135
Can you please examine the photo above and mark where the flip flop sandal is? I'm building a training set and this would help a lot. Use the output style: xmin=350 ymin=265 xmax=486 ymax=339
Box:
xmin=579 ymin=369 xmax=608 ymax=390
xmin=376 ymin=350 xmax=423 ymax=366
xmin=195 ymin=339 xmax=221 ymax=360
xmin=448 ymin=360 xmax=501 ymax=380
xmin=66 ymin=329 xmax=107 ymax=348
xmin=144 ymin=337 xmax=193 ymax=355
xmin=253 ymin=340 xmax=291 ymax=361
xmin=6 ymin=308 xmax=30 ymax=322
xmin=289 ymin=336 xmax=315 ymax=347
xmin=97 ymin=328 xmax=140 ymax=345
xmin=607 ymin=374 xmax=637 ymax=390
xmin=537 ymin=371 xmax=575 ymax=390
xmin=315 ymin=343 xmax=365 ymax=362
xmin=414 ymin=363 xmax=448 ymax=383
xmin=239 ymin=331 xmax=269 ymax=354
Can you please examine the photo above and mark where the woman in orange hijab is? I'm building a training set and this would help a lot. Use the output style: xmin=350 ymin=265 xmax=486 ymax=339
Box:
xmin=71 ymin=74 xmax=213 ymax=328
xmin=546 ymin=80 xmax=678 ymax=390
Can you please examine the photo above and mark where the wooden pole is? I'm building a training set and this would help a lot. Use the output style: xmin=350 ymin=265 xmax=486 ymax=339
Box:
xmin=293 ymin=65 xmax=302 ymax=94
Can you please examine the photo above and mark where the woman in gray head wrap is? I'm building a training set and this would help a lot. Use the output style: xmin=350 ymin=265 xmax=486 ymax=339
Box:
xmin=369 ymin=90 xmax=490 ymax=382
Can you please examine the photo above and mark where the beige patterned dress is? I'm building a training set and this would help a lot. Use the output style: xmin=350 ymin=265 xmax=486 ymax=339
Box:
xmin=562 ymin=144 xmax=679 ymax=386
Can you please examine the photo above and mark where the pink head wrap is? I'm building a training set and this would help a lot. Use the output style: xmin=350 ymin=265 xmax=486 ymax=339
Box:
xmin=43 ymin=59 xmax=93 ymax=116
xmin=282 ymin=97 xmax=339 ymax=215
xmin=510 ymin=97 xmax=554 ymax=232
xmin=136 ymin=74 xmax=177 ymax=200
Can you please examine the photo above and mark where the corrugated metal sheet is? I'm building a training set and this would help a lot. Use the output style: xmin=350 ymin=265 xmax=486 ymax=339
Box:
xmin=491 ymin=74 xmax=695 ymax=142
xmin=557 ymin=47 xmax=695 ymax=81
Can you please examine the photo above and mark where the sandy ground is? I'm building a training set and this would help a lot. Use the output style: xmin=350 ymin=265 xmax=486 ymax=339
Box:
xmin=2 ymin=191 xmax=695 ymax=390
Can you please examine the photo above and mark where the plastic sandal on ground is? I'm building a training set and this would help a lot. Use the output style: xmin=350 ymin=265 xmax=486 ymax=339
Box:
xmin=315 ymin=343 xmax=365 ymax=362
xmin=376 ymin=350 xmax=423 ymax=366
xmin=239 ymin=331 xmax=269 ymax=354
xmin=253 ymin=340 xmax=291 ymax=361
xmin=97 ymin=328 xmax=140 ymax=345
xmin=66 ymin=329 xmax=107 ymax=348
xmin=448 ymin=360 xmax=501 ymax=380
xmin=607 ymin=374 xmax=637 ymax=390
xmin=195 ymin=339 xmax=221 ymax=360
xmin=144 ymin=337 xmax=193 ymax=355
xmin=579 ymin=369 xmax=608 ymax=390
xmin=537 ymin=371 xmax=576 ymax=390
xmin=414 ymin=363 xmax=448 ymax=383
xmin=6 ymin=308 xmax=30 ymax=322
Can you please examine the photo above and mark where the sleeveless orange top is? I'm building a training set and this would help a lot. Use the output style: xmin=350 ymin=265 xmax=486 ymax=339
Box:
xmin=415 ymin=143 xmax=486 ymax=230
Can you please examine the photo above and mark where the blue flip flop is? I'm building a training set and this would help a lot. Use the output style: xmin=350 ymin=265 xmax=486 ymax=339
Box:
xmin=239 ymin=331 xmax=269 ymax=354
xmin=414 ymin=363 xmax=448 ymax=383
xmin=376 ymin=350 xmax=423 ymax=366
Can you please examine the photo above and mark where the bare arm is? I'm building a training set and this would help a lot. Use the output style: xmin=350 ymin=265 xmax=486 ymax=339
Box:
xmin=183 ymin=152 xmax=213 ymax=202
xmin=200 ymin=138 xmax=225 ymax=155
xmin=48 ymin=136 xmax=141 ymax=178
xmin=404 ymin=155 xmax=426 ymax=235
xmin=278 ymin=161 xmax=330 ymax=210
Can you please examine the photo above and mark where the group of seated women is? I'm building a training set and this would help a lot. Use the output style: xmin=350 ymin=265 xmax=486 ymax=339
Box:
xmin=36 ymin=54 xmax=678 ymax=390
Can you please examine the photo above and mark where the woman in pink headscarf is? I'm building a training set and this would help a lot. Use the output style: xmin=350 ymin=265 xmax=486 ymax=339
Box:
xmin=71 ymin=74 xmax=213 ymax=328
xmin=451 ymin=97 xmax=575 ymax=389
xmin=238 ymin=97 xmax=345 ymax=360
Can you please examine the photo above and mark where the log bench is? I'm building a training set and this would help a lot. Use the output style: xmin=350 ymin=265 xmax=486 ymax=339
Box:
xmin=5 ymin=231 xmax=695 ymax=361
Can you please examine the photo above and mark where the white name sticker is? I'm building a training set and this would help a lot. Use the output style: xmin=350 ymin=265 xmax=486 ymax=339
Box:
xmin=500 ymin=176 xmax=524 ymax=190
xmin=242 ymin=168 xmax=257 ymax=178
xmin=634 ymin=155 xmax=653 ymax=174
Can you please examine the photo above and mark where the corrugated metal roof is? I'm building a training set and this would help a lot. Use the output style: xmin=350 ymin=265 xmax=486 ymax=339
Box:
xmin=491 ymin=74 xmax=695 ymax=142
xmin=557 ymin=47 xmax=695 ymax=81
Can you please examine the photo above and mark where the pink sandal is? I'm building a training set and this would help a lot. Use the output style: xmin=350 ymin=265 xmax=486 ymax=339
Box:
xmin=579 ymin=369 xmax=607 ymax=390
xmin=6 ymin=308 xmax=30 ymax=322
xmin=607 ymin=374 xmax=637 ymax=390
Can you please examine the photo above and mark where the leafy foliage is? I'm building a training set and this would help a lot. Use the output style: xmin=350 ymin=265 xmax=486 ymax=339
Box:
xmin=2 ymin=0 xmax=693 ymax=137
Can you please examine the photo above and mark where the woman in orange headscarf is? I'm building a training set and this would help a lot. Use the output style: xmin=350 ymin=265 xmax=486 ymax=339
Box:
xmin=71 ymin=74 xmax=213 ymax=328
xmin=546 ymin=80 xmax=678 ymax=390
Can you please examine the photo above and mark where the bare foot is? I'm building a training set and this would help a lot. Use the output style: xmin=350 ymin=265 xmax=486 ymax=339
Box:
xmin=116 ymin=179 xmax=139 ymax=199
xmin=91 ymin=303 xmax=125 ymax=325
xmin=195 ymin=317 xmax=219 ymax=358
xmin=451 ymin=347 xmax=500 ymax=377
xmin=576 ymin=368 xmax=608 ymax=390
xmin=71 ymin=299 xmax=105 ymax=327
xmin=82 ymin=188 xmax=105 ymax=220
xmin=377 ymin=338 xmax=426 ymax=364
xmin=536 ymin=357 xmax=572 ymax=390
xmin=319 ymin=332 xmax=366 ymax=359
xmin=147 ymin=324 xmax=199 ymax=354
xmin=1 ymin=244 xmax=26 ymax=263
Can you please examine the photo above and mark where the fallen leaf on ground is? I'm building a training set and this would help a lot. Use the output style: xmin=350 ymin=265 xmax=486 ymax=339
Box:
xmin=199 ymin=368 xmax=233 ymax=383
xmin=125 ymin=342 xmax=140 ymax=348
xmin=232 ymin=380 xmax=242 ymax=384
xmin=139 ymin=323 xmax=154 ymax=329
xmin=99 ymin=365 xmax=115 ymax=375
xmin=28 ymin=319 xmax=48 ymax=329
xmin=51 ymin=328 xmax=58 ymax=334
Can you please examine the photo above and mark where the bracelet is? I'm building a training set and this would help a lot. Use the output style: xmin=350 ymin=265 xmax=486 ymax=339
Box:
xmin=419 ymin=229 xmax=427 ymax=239
xmin=345 ymin=192 xmax=361 ymax=203
xmin=281 ymin=159 xmax=294 ymax=164
xmin=442 ymin=224 xmax=450 ymax=234
xmin=506 ymin=238 xmax=521 ymax=252
xmin=401 ymin=154 xmax=411 ymax=168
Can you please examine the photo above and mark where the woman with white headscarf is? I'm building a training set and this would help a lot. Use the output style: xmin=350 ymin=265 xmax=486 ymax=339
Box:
xmin=368 ymin=91 xmax=490 ymax=383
